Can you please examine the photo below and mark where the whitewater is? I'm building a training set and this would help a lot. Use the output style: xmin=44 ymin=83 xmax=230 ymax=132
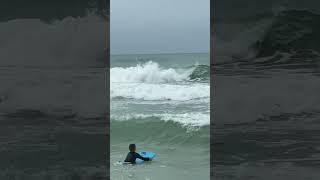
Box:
xmin=110 ymin=53 xmax=210 ymax=180
xmin=110 ymin=59 xmax=210 ymax=127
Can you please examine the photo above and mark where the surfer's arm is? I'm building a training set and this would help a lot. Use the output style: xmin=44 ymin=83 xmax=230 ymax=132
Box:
xmin=135 ymin=153 xmax=150 ymax=161
xmin=124 ymin=153 xmax=134 ymax=163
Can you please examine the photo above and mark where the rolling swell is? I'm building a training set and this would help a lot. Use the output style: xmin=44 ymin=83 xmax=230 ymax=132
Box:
xmin=111 ymin=118 xmax=209 ymax=147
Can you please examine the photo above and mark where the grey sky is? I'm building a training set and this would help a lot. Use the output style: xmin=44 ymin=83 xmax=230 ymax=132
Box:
xmin=111 ymin=0 xmax=210 ymax=54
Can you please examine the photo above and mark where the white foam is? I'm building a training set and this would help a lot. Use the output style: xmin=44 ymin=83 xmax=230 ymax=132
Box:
xmin=111 ymin=82 xmax=209 ymax=101
xmin=111 ymin=112 xmax=210 ymax=127
xmin=110 ymin=61 xmax=192 ymax=83
xmin=111 ymin=61 xmax=209 ymax=101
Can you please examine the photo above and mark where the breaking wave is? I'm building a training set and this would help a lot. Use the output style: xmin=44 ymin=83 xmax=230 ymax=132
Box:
xmin=110 ymin=61 xmax=210 ymax=101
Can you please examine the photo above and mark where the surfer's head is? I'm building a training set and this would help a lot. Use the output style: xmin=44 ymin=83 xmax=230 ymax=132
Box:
xmin=129 ymin=144 xmax=136 ymax=152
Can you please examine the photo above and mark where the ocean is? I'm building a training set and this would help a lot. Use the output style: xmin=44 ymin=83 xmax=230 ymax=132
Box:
xmin=213 ymin=9 xmax=320 ymax=179
xmin=110 ymin=53 xmax=210 ymax=180
xmin=0 ymin=12 xmax=108 ymax=179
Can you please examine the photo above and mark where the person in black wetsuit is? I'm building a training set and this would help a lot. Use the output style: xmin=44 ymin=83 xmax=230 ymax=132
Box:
xmin=124 ymin=144 xmax=151 ymax=164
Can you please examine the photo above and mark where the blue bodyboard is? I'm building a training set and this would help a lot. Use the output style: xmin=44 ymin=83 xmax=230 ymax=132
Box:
xmin=135 ymin=151 xmax=156 ymax=164
xmin=121 ymin=151 xmax=156 ymax=165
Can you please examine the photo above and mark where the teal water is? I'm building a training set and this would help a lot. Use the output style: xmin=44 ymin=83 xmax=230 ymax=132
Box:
xmin=110 ymin=53 xmax=210 ymax=180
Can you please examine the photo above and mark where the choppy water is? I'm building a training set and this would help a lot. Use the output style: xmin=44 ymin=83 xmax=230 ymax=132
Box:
xmin=0 ymin=68 xmax=108 ymax=179
xmin=213 ymin=67 xmax=320 ymax=180
xmin=110 ymin=53 xmax=210 ymax=180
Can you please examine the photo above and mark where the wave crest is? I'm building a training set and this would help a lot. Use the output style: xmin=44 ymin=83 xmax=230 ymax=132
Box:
xmin=110 ymin=61 xmax=210 ymax=101
xmin=110 ymin=61 xmax=190 ymax=83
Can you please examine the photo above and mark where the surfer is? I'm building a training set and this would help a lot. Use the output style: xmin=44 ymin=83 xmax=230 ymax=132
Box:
xmin=124 ymin=144 xmax=152 ymax=164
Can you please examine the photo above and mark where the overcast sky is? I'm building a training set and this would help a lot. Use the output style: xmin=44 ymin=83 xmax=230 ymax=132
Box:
xmin=110 ymin=0 xmax=210 ymax=55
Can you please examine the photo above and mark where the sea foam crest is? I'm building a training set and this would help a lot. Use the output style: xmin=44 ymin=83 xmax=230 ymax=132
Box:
xmin=111 ymin=61 xmax=209 ymax=101
xmin=110 ymin=61 xmax=190 ymax=83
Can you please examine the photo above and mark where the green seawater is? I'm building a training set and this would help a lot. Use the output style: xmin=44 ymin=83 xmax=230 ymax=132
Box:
xmin=110 ymin=53 xmax=210 ymax=180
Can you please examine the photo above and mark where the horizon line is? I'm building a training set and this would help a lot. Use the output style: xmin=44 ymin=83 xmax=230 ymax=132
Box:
xmin=110 ymin=51 xmax=209 ymax=56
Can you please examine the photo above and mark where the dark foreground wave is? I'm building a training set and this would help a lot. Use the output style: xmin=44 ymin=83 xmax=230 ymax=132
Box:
xmin=215 ymin=9 xmax=320 ymax=70
xmin=253 ymin=10 xmax=320 ymax=59
xmin=255 ymin=10 xmax=320 ymax=67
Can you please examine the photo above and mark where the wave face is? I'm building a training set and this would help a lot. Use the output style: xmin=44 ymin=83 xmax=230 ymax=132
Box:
xmin=111 ymin=118 xmax=209 ymax=146
xmin=189 ymin=64 xmax=210 ymax=81
xmin=214 ymin=9 xmax=320 ymax=68
xmin=254 ymin=10 xmax=320 ymax=58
